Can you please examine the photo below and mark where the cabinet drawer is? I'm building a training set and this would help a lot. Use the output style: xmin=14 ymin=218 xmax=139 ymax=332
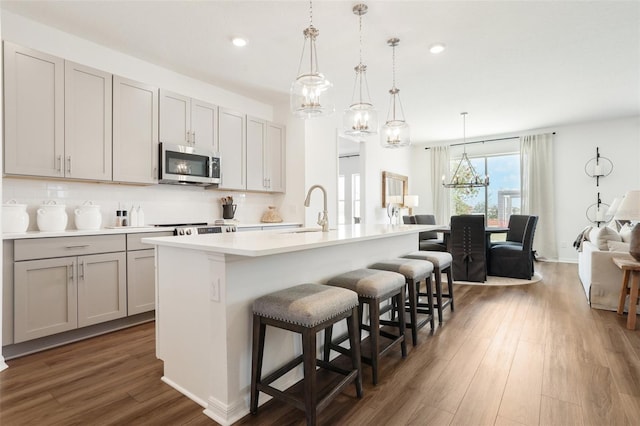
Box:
xmin=14 ymin=235 xmax=126 ymax=261
xmin=127 ymin=231 xmax=173 ymax=251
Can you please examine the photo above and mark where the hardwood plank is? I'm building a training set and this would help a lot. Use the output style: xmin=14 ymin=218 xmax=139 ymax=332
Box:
xmin=540 ymin=395 xmax=584 ymax=426
xmin=498 ymin=340 xmax=544 ymax=426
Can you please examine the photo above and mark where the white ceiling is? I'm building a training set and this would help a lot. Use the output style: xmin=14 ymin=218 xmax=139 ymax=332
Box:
xmin=2 ymin=0 xmax=639 ymax=144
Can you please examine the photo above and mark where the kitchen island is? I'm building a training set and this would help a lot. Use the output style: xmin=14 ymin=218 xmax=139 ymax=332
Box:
xmin=142 ymin=224 xmax=434 ymax=425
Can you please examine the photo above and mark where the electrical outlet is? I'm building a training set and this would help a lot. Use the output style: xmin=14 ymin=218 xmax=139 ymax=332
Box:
xmin=210 ymin=280 xmax=220 ymax=302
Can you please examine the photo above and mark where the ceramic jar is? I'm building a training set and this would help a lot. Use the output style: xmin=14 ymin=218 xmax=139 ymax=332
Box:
xmin=74 ymin=202 xmax=102 ymax=230
xmin=261 ymin=206 xmax=283 ymax=223
xmin=37 ymin=201 xmax=68 ymax=232
xmin=2 ymin=200 xmax=29 ymax=233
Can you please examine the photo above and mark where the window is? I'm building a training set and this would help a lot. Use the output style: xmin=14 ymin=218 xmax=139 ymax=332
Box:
xmin=449 ymin=141 xmax=520 ymax=227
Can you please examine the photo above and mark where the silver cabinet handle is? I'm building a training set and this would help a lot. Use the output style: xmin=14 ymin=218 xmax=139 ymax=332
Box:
xmin=66 ymin=156 xmax=72 ymax=174
xmin=80 ymin=260 xmax=85 ymax=280
xmin=65 ymin=245 xmax=90 ymax=249
xmin=192 ymin=131 xmax=196 ymax=144
xmin=186 ymin=131 xmax=190 ymax=145
xmin=69 ymin=263 xmax=74 ymax=281
xmin=57 ymin=155 xmax=62 ymax=173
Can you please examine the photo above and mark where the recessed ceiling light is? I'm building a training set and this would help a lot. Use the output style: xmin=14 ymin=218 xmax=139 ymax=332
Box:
xmin=231 ymin=37 xmax=248 ymax=47
xmin=429 ymin=43 xmax=445 ymax=54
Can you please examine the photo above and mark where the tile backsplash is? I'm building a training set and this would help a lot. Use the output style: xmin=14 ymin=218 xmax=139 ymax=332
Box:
xmin=3 ymin=178 xmax=286 ymax=231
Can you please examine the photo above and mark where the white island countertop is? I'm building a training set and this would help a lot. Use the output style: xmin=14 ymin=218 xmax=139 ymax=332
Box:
xmin=142 ymin=223 xmax=436 ymax=257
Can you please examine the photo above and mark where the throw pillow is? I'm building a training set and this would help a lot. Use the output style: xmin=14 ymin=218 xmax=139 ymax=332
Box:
xmin=589 ymin=226 xmax=622 ymax=251
xmin=619 ymin=223 xmax=633 ymax=243
xmin=607 ymin=240 xmax=631 ymax=252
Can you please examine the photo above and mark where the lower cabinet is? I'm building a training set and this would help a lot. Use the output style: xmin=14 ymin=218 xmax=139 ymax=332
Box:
xmin=127 ymin=249 xmax=155 ymax=315
xmin=77 ymin=252 xmax=127 ymax=327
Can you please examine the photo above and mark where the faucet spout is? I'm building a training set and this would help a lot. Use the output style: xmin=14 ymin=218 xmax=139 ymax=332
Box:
xmin=304 ymin=185 xmax=329 ymax=232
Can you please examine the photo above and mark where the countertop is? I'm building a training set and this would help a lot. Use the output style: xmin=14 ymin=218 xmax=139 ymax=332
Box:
xmin=142 ymin=224 xmax=436 ymax=257
xmin=1 ymin=222 xmax=303 ymax=240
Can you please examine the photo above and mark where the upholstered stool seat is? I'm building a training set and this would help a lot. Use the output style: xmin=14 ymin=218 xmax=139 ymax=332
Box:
xmin=251 ymin=283 xmax=363 ymax=425
xmin=403 ymin=251 xmax=455 ymax=324
xmin=324 ymin=269 xmax=407 ymax=385
xmin=369 ymin=258 xmax=435 ymax=345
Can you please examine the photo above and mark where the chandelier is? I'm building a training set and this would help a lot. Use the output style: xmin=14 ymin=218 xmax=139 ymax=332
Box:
xmin=381 ymin=38 xmax=410 ymax=148
xmin=290 ymin=0 xmax=334 ymax=119
xmin=343 ymin=3 xmax=377 ymax=137
xmin=442 ymin=112 xmax=490 ymax=188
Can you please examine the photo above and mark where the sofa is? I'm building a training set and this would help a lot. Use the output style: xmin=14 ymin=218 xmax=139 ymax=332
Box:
xmin=577 ymin=224 xmax=635 ymax=311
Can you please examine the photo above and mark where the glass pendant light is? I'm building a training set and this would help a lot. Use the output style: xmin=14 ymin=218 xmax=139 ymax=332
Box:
xmin=381 ymin=38 xmax=410 ymax=148
xmin=290 ymin=0 xmax=334 ymax=119
xmin=442 ymin=112 xmax=490 ymax=188
xmin=343 ymin=3 xmax=377 ymax=137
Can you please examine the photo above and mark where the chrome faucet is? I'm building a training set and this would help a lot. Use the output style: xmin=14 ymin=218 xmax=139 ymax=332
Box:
xmin=304 ymin=185 xmax=329 ymax=232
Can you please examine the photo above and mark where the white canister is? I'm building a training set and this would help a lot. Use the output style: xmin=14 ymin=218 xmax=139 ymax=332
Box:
xmin=37 ymin=201 xmax=68 ymax=232
xmin=2 ymin=200 xmax=29 ymax=233
xmin=74 ymin=202 xmax=102 ymax=230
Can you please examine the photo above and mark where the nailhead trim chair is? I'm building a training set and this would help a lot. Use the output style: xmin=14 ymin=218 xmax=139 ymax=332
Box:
xmin=251 ymin=283 xmax=363 ymax=425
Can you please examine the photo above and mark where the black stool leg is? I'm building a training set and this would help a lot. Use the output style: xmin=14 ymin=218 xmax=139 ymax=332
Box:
xmin=369 ymin=299 xmax=380 ymax=385
xmin=302 ymin=328 xmax=317 ymax=426
xmin=445 ymin=266 xmax=455 ymax=311
xmin=323 ymin=325 xmax=333 ymax=362
xmin=395 ymin=293 xmax=407 ymax=358
xmin=434 ymin=267 xmax=444 ymax=323
xmin=250 ymin=315 xmax=266 ymax=414
xmin=425 ymin=276 xmax=435 ymax=330
xmin=347 ymin=306 xmax=363 ymax=398
xmin=406 ymin=279 xmax=418 ymax=346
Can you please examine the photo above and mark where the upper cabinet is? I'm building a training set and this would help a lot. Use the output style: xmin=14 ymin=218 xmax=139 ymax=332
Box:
xmin=113 ymin=77 xmax=159 ymax=184
xmin=4 ymin=43 xmax=112 ymax=181
xmin=64 ymin=61 xmax=113 ymax=181
xmin=218 ymin=108 xmax=246 ymax=191
xmin=246 ymin=117 xmax=286 ymax=193
xmin=159 ymin=89 xmax=218 ymax=152
xmin=4 ymin=42 xmax=65 ymax=177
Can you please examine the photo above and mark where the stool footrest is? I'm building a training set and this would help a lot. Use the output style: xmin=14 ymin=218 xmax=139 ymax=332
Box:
xmin=261 ymin=354 xmax=304 ymax=386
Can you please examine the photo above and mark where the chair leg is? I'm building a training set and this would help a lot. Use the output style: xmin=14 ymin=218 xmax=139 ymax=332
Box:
xmin=323 ymin=325 xmax=333 ymax=362
xmin=250 ymin=315 xmax=266 ymax=414
xmin=396 ymin=293 xmax=407 ymax=358
xmin=433 ymin=267 xmax=444 ymax=323
xmin=445 ymin=266 xmax=455 ymax=312
xmin=425 ymin=276 xmax=435 ymax=330
xmin=302 ymin=328 xmax=317 ymax=426
xmin=407 ymin=279 xmax=418 ymax=346
xmin=369 ymin=300 xmax=380 ymax=385
xmin=347 ymin=306 xmax=363 ymax=398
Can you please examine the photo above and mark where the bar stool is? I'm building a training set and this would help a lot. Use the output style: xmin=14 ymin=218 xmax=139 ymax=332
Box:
xmin=403 ymin=251 xmax=455 ymax=323
xmin=369 ymin=258 xmax=435 ymax=346
xmin=324 ymin=269 xmax=407 ymax=385
xmin=250 ymin=283 xmax=363 ymax=426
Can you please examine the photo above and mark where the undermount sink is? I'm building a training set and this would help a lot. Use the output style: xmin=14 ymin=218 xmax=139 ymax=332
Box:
xmin=283 ymin=228 xmax=335 ymax=234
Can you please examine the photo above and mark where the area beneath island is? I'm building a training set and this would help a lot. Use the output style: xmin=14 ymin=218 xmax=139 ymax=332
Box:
xmin=142 ymin=224 xmax=435 ymax=425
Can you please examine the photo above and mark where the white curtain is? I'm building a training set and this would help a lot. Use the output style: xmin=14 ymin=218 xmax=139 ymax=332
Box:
xmin=521 ymin=133 xmax=557 ymax=260
xmin=430 ymin=145 xmax=450 ymax=224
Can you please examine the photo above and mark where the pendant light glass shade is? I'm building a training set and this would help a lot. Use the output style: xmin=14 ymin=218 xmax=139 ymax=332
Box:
xmin=343 ymin=4 xmax=377 ymax=137
xmin=381 ymin=38 xmax=410 ymax=148
xmin=290 ymin=1 xmax=334 ymax=119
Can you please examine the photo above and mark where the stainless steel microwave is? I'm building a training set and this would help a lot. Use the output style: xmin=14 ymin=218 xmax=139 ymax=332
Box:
xmin=159 ymin=143 xmax=220 ymax=186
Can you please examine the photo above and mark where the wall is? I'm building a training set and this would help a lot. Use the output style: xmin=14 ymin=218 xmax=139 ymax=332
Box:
xmin=0 ymin=11 xmax=295 ymax=227
xmin=0 ymin=8 xmax=5 ymax=372
xmin=411 ymin=115 xmax=640 ymax=262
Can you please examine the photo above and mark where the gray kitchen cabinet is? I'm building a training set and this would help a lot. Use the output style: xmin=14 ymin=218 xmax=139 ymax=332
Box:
xmin=113 ymin=76 xmax=159 ymax=184
xmin=64 ymin=61 xmax=113 ymax=181
xmin=77 ymin=252 xmax=127 ymax=327
xmin=246 ymin=117 xmax=286 ymax=193
xmin=3 ymin=42 xmax=65 ymax=178
xmin=218 ymin=107 xmax=247 ymax=190
xmin=3 ymin=42 xmax=113 ymax=181
xmin=14 ymin=257 xmax=79 ymax=343
xmin=13 ymin=235 xmax=126 ymax=343
xmin=126 ymin=232 xmax=172 ymax=315
xmin=159 ymin=89 xmax=218 ymax=152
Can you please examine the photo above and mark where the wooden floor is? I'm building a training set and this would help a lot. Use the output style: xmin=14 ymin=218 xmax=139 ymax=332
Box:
xmin=1 ymin=261 xmax=639 ymax=425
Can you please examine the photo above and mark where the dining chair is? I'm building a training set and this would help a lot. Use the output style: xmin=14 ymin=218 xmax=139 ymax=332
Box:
xmin=491 ymin=214 xmax=529 ymax=247
xmin=414 ymin=214 xmax=446 ymax=252
xmin=450 ymin=215 xmax=486 ymax=282
xmin=489 ymin=215 xmax=539 ymax=279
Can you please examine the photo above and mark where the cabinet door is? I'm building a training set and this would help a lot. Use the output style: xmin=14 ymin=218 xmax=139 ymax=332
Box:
xmin=77 ymin=252 xmax=127 ymax=327
xmin=3 ymin=42 xmax=64 ymax=177
xmin=191 ymin=99 xmax=218 ymax=152
xmin=159 ymin=90 xmax=190 ymax=145
xmin=266 ymin=122 xmax=286 ymax=193
xmin=64 ymin=61 xmax=113 ymax=180
xmin=246 ymin=116 xmax=267 ymax=191
xmin=127 ymin=249 xmax=156 ymax=315
xmin=14 ymin=257 xmax=78 ymax=343
xmin=218 ymin=108 xmax=246 ymax=190
xmin=113 ymin=76 xmax=159 ymax=184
